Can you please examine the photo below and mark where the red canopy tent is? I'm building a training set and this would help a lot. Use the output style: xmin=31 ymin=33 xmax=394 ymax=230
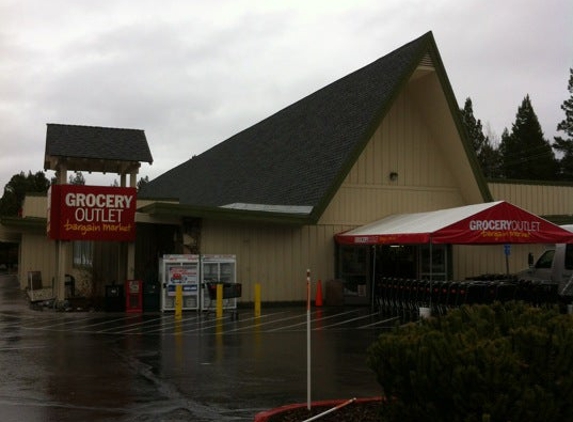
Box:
xmin=335 ymin=201 xmax=573 ymax=245
xmin=335 ymin=201 xmax=573 ymax=311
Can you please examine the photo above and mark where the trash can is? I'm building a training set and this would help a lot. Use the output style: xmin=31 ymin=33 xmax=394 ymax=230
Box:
xmin=105 ymin=284 xmax=125 ymax=312
xmin=65 ymin=274 xmax=75 ymax=298
xmin=143 ymin=282 xmax=160 ymax=312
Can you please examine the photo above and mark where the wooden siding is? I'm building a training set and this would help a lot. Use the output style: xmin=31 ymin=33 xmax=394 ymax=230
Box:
xmin=22 ymin=194 xmax=47 ymax=218
xmin=19 ymin=233 xmax=59 ymax=289
xmin=453 ymin=243 xmax=548 ymax=281
xmin=320 ymin=84 xmax=468 ymax=226
xmin=201 ymin=78 xmax=480 ymax=301
xmin=489 ymin=182 xmax=573 ymax=216
xmin=201 ymin=220 xmax=347 ymax=302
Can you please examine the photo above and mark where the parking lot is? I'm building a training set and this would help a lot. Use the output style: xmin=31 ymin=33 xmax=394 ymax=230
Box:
xmin=16 ymin=306 xmax=398 ymax=335
xmin=0 ymin=274 xmax=395 ymax=422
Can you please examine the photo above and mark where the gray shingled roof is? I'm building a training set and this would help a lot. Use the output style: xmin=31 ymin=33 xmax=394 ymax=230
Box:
xmin=45 ymin=124 xmax=153 ymax=166
xmin=139 ymin=32 xmax=448 ymax=220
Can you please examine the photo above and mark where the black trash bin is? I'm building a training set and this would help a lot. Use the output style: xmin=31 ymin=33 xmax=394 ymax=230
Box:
xmin=105 ymin=284 xmax=125 ymax=312
xmin=65 ymin=274 xmax=75 ymax=298
xmin=143 ymin=282 xmax=160 ymax=312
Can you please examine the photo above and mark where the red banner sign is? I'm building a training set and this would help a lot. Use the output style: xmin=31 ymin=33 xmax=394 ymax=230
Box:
xmin=48 ymin=185 xmax=136 ymax=241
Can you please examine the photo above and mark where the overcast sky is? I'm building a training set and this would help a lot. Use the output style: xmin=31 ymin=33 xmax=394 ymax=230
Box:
xmin=1 ymin=0 xmax=571 ymax=189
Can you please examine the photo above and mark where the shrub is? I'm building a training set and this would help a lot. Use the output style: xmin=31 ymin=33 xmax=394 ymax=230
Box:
xmin=366 ymin=302 xmax=573 ymax=422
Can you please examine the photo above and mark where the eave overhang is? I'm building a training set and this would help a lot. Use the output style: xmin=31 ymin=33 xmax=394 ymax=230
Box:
xmin=0 ymin=216 xmax=46 ymax=230
xmin=138 ymin=202 xmax=313 ymax=226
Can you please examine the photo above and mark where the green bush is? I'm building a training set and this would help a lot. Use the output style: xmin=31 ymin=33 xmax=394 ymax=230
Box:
xmin=366 ymin=302 xmax=573 ymax=422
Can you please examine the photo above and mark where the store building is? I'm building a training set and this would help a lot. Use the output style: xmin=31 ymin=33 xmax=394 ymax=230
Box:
xmin=2 ymin=31 xmax=572 ymax=307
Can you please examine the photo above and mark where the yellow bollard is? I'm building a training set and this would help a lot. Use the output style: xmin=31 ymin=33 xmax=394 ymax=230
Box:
xmin=175 ymin=284 xmax=183 ymax=319
xmin=216 ymin=283 xmax=223 ymax=318
xmin=254 ymin=283 xmax=261 ymax=318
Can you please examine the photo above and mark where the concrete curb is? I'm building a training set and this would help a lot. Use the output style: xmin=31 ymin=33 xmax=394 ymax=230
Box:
xmin=254 ymin=397 xmax=382 ymax=422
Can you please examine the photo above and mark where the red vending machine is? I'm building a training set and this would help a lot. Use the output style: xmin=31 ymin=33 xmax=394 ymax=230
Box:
xmin=125 ymin=280 xmax=143 ymax=313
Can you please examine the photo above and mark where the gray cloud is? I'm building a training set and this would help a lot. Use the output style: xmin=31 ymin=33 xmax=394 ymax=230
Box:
xmin=0 ymin=0 xmax=571 ymax=188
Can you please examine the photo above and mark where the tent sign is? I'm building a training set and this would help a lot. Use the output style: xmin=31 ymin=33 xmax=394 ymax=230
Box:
xmin=47 ymin=185 xmax=136 ymax=241
xmin=335 ymin=201 xmax=573 ymax=245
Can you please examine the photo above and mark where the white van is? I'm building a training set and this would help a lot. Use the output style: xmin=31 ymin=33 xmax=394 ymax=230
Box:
xmin=517 ymin=225 xmax=573 ymax=295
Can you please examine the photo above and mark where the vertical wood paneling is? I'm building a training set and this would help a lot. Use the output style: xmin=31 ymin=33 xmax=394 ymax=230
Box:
xmin=19 ymin=233 xmax=58 ymax=289
xmin=489 ymin=182 xmax=573 ymax=216
xmin=22 ymin=195 xmax=48 ymax=218
xmin=201 ymin=220 xmax=345 ymax=302
xmin=452 ymin=244 xmax=547 ymax=280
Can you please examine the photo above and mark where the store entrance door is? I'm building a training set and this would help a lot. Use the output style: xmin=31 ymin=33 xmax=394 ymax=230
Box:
xmin=337 ymin=244 xmax=450 ymax=306
xmin=375 ymin=245 xmax=417 ymax=279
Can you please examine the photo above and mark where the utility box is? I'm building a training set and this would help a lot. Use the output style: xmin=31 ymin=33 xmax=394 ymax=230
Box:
xmin=125 ymin=280 xmax=143 ymax=313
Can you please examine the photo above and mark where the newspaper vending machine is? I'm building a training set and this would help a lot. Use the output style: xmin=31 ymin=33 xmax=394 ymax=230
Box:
xmin=160 ymin=254 xmax=200 ymax=312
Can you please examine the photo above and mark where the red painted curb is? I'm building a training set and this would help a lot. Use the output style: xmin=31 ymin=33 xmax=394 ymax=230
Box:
xmin=254 ymin=397 xmax=382 ymax=422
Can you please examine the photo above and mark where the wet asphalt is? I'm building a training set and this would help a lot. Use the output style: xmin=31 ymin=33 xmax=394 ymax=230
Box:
xmin=0 ymin=273 xmax=397 ymax=421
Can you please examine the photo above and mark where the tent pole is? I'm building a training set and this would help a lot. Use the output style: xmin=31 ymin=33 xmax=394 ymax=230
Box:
xmin=371 ymin=245 xmax=376 ymax=312
xmin=429 ymin=239 xmax=433 ymax=311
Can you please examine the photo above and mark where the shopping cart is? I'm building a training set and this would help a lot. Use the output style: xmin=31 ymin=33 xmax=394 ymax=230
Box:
xmin=205 ymin=282 xmax=242 ymax=319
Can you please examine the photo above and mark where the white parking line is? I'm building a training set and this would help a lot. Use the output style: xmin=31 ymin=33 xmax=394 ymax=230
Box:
xmin=264 ymin=309 xmax=363 ymax=332
xmin=359 ymin=316 xmax=400 ymax=328
xmin=222 ymin=310 xmax=334 ymax=333
xmin=314 ymin=312 xmax=380 ymax=330
xmin=8 ymin=308 xmax=399 ymax=335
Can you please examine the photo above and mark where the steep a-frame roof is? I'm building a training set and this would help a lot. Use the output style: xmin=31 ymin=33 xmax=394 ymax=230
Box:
xmin=139 ymin=31 xmax=491 ymax=223
xmin=44 ymin=124 xmax=153 ymax=175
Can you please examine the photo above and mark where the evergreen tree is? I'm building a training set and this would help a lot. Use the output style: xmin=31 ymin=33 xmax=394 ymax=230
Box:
xmin=553 ymin=68 xmax=573 ymax=180
xmin=68 ymin=171 xmax=86 ymax=185
xmin=137 ymin=175 xmax=149 ymax=191
xmin=459 ymin=98 xmax=502 ymax=178
xmin=0 ymin=171 xmax=50 ymax=216
xmin=498 ymin=95 xmax=559 ymax=180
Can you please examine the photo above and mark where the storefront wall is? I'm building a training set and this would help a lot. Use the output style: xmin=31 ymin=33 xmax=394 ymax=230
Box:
xmin=200 ymin=81 xmax=476 ymax=303
xmin=19 ymin=232 xmax=59 ymax=289
xmin=489 ymin=182 xmax=573 ymax=217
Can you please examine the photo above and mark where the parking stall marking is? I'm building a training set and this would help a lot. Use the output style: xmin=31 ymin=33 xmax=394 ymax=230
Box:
xmin=221 ymin=310 xmax=322 ymax=333
xmin=96 ymin=315 xmax=168 ymax=334
xmin=24 ymin=314 xmax=143 ymax=331
xmin=177 ymin=312 xmax=292 ymax=333
xmin=314 ymin=311 xmax=383 ymax=330
xmin=106 ymin=312 xmax=228 ymax=334
xmin=264 ymin=309 xmax=363 ymax=332
xmin=7 ymin=308 xmax=399 ymax=335
xmin=359 ymin=315 xmax=400 ymax=328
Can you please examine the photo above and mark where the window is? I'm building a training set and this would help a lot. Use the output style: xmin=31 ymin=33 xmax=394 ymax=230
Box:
xmin=418 ymin=244 xmax=448 ymax=281
xmin=73 ymin=241 xmax=93 ymax=267
xmin=535 ymin=250 xmax=555 ymax=269
xmin=565 ymin=244 xmax=573 ymax=271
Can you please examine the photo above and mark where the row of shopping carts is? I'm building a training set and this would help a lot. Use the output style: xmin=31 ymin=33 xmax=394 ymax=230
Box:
xmin=375 ymin=276 xmax=560 ymax=317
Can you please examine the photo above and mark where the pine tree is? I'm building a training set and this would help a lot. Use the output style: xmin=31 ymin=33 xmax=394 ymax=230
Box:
xmin=553 ymin=68 xmax=573 ymax=180
xmin=0 ymin=171 xmax=50 ymax=216
xmin=459 ymin=98 xmax=502 ymax=178
xmin=499 ymin=95 xmax=559 ymax=180
xmin=68 ymin=171 xmax=86 ymax=185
